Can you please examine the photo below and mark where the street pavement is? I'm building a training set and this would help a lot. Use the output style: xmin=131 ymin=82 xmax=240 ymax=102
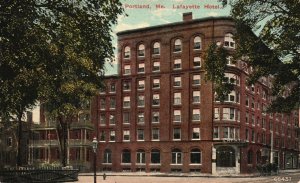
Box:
xmin=78 ymin=170 xmax=300 ymax=183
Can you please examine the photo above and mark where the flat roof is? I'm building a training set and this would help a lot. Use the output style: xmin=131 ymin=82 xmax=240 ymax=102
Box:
xmin=117 ymin=16 xmax=233 ymax=36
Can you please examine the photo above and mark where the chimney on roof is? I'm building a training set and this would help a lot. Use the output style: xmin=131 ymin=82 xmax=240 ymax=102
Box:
xmin=183 ymin=12 xmax=193 ymax=21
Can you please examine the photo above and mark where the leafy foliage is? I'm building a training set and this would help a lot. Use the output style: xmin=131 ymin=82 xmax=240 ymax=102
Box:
xmin=221 ymin=0 xmax=300 ymax=112
xmin=0 ymin=0 xmax=124 ymax=165
xmin=204 ymin=42 xmax=234 ymax=102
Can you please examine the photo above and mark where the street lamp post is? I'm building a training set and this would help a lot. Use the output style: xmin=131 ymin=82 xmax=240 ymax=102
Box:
xmin=92 ymin=137 xmax=98 ymax=183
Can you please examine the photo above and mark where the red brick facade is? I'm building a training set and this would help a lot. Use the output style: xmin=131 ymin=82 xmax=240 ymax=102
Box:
xmin=94 ymin=14 xmax=299 ymax=174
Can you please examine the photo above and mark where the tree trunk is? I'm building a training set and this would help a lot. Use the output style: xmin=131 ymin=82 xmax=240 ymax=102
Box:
xmin=57 ymin=117 xmax=68 ymax=167
xmin=17 ymin=114 xmax=23 ymax=166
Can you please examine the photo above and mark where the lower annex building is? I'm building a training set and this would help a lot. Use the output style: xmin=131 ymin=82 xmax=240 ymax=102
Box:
xmin=94 ymin=13 xmax=299 ymax=174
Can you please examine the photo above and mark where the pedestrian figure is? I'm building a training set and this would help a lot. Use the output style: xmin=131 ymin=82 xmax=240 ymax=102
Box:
xmin=103 ymin=173 xmax=106 ymax=180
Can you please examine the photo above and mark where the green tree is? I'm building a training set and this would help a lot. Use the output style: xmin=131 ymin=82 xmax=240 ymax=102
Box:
xmin=204 ymin=42 xmax=234 ymax=102
xmin=219 ymin=0 xmax=300 ymax=112
xmin=0 ymin=0 xmax=124 ymax=166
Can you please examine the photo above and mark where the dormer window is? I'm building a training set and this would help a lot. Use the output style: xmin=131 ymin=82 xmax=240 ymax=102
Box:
xmin=174 ymin=39 xmax=182 ymax=52
xmin=153 ymin=42 xmax=160 ymax=55
xmin=224 ymin=33 xmax=235 ymax=49
xmin=124 ymin=46 xmax=130 ymax=59
xmin=138 ymin=44 xmax=145 ymax=57
xmin=194 ymin=36 xmax=201 ymax=50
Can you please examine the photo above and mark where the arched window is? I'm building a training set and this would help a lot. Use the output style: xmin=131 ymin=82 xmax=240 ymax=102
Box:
xmin=193 ymin=36 xmax=201 ymax=50
xmin=153 ymin=42 xmax=160 ymax=55
xmin=171 ymin=148 xmax=182 ymax=164
xmin=136 ymin=149 xmax=145 ymax=164
xmin=190 ymin=148 xmax=202 ymax=164
xmin=103 ymin=149 xmax=112 ymax=163
xmin=124 ymin=46 xmax=130 ymax=59
xmin=122 ymin=149 xmax=131 ymax=164
xmin=151 ymin=149 xmax=160 ymax=164
xmin=174 ymin=39 xmax=182 ymax=52
xmin=224 ymin=33 xmax=235 ymax=48
xmin=138 ymin=44 xmax=145 ymax=57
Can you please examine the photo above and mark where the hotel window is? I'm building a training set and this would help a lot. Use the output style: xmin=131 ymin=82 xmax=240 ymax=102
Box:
xmin=246 ymin=129 xmax=249 ymax=141
xmin=110 ymin=83 xmax=116 ymax=93
xmin=136 ymin=150 xmax=146 ymax=164
xmin=109 ymin=131 xmax=115 ymax=142
xmin=152 ymin=111 xmax=159 ymax=123
xmin=251 ymin=114 xmax=255 ymax=126
xmin=229 ymin=127 xmax=234 ymax=139
xmin=103 ymin=149 xmax=112 ymax=163
xmin=138 ymin=44 xmax=145 ymax=57
xmin=193 ymin=91 xmax=200 ymax=103
xmin=153 ymin=61 xmax=160 ymax=72
xmin=224 ymin=73 xmax=239 ymax=85
xmin=214 ymin=108 xmax=220 ymax=120
xmin=262 ymin=132 xmax=266 ymax=144
xmin=109 ymin=114 xmax=115 ymax=125
xmin=151 ymin=149 xmax=160 ymax=164
xmin=100 ymin=131 xmax=105 ymax=142
xmin=245 ymin=112 xmax=249 ymax=124
xmin=173 ymin=110 xmax=181 ymax=122
xmin=192 ymin=128 xmax=200 ymax=140
xmin=251 ymin=130 xmax=255 ymax=142
xmin=173 ymin=128 xmax=181 ymax=140
xmin=213 ymin=127 xmax=219 ymax=139
xmin=124 ymin=65 xmax=131 ymax=75
xmin=224 ymin=91 xmax=236 ymax=102
xmin=138 ymin=80 xmax=145 ymax=90
xmin=236 ymin=128 xmax=240 ymax=139
xmin=123 ymin=130 xmax=130 ymax=141
xmin=174 ymin=39 xmax=182 ymax=52
xmin=193 ymin=36 xmax=201 ymax=50
xmin=223 ymin=108 xmax=235 ymax=120
xmin=171 ymin=149 xmax=182 ymax=164
xmin=123 ymin=96 xmax=130 ymax=108
xmin=137 ymin=112 xmax=144 ymax=124
xmin=224 ymin=33 xmax=235 ymax=49
xmin=100 ymin=87 xmax=106 ymax=94
xmin=193 ymin=57 xmax=201 ymax=68
xmin=192 ymin=109 xmax=200 ymax=121
xmin=110 ymin=98 xmax=116 ymax=109
xmin=100 ymin=98 xmax=105 ymax=110
xmin=223 ymin=127 xmax=229 ymax=138
xmin=190 ymin=149 xmax=201 ymax=164
xmin=123 ymin=81 xmax=131 ymax=91
xmin=152 ymin=78 xmax=160 ymax=89
xmin=124 ymin=46 xmax=130 ymax=59
xmin=226 ymin=56 xmax=235 ymax=65
xmin=152 ymin=128 xmax=160 ymax=141
xmin=138 ymin=63 xmax=145 ymax=73
xmin=192 ymin=75 xmax=201 ymax=85
xmin=153 ymin=42 xmax=160 ymax=55
xmin=122 ymin=149 xmax=131 ymax=163
xmin=137 ymin=129 xmax=144 ymax=141
xmin=123 ymin=112 xmax=130 ymax=124
xmin=174 ymin=59 xmax=182 ymax=70
xmin=100 ymin=114 xmax=106 ymax=126
xmin=245 ymin=95 xmax=249 ymax=106
xmin=137 ymin=95 xmax=145 ymax=107
xmin=174 ymin=76 xmax=181 ymax=87
xmin=174 ymin=92 xmax=181 ymax=105
xmin=152 ymin=94 xmax=160 ymax=106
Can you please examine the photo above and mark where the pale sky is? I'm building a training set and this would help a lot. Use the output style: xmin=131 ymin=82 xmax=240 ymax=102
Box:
xmin=105 ymin=0 xmax=231 ymax=75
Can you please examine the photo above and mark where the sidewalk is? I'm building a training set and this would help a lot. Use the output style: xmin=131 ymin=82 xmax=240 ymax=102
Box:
xmin=79 ymin=169 xmax=300 ymax=178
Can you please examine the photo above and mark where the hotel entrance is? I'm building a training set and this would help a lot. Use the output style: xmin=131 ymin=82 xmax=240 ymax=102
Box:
xmin=212 ymin=145 xmax=240 ymax=175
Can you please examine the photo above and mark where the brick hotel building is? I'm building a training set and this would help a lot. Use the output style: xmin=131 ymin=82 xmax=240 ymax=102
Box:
xmin=94 ymin=13 xmax=299 ymax=174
